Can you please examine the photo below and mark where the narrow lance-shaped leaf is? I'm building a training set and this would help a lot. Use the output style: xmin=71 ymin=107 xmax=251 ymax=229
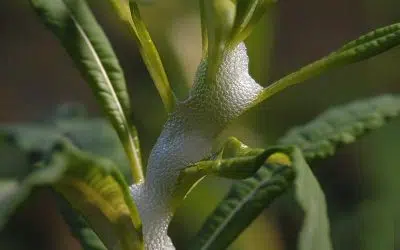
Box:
xmin=0 ymin=111 xmax=141 ymax=248
xmin=46 ymin=139 xmax=143 ymax=250
xmin=29 ymin=0 xmax=144 ymax=182
xmin=281 ymin=94 xmax=399 ymax=250
xmin=0 ymin=133 xmax=142 ymax=250
xmin=199 ymin=0 xmax=208 ymax=56
xmin=188 ymin=140 xmax=295 ymax=250
xmin=253 ymin=23 xmax=400 ymax=106
xmin=291 ymin=147 xmax=332 ymax=250
xmin=190 ymin=94 xmax=400 ymax=249
xmin=129 ymin=2 xmax=176 ymax=112
xmin=202 ymin=0 xmax=236 ymax=84
xmin=190 ymin=145 xmax=332 ymax=250
xmin=0 ymin=110 xmax=134 ymax=183
xmin=229 ymin=0 xmax=276 ymax=47
xmin=279 ymin=94 xmax=400 ymax=159
xmin=56 ymin=195 xmax=108 ymax=250
xmin=106 ymin=0 xmax=176 ymax=112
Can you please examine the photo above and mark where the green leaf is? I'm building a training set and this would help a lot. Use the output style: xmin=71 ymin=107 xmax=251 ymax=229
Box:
xmin=47 ymin=139 xmax=143 ymax=250
xmin=54 ymin=118 xmax=139 ymax=183
xmin=229 ymin=0 xmax=276 ymax=46
xmin=0 ymin=139 xmax=67 ymax=229
xmin=202 ymin=0 xmax=236 ymax=83
xmin=291 ymin=147 xmax=332 ymax=250
xmin=200 ymin=0 xmax=275 ymax=51
xmin=278 ymin=94 xmax=400 ymax=159
xmin=106 ymin=0 xmax=132 ymax=22
xmin=189 ymin=94 xmax=400 ymax=249
xmin=189 ymin=142 xmax=294 ymax=250
xmin=0 ymin=112 xmax=144 ymax=249
xmin=29 ymin=0 xmax=144 ymax=183
xmin=128 ymin=2 xmax=176 ymax=113
xmin=106 ymin=0 xmax=176 ymax=113
xmin=199 ymin=0 xmax=208 ymax=56
xmin=1 ymin=112 xmax=133 ymax=183
xmin=253 ymin=23 xmax=400 ymax=106
xmin=57 ymin=195 xmax=108 ymax=250
xmin=190 ymin=146 xmax=332 ymax=250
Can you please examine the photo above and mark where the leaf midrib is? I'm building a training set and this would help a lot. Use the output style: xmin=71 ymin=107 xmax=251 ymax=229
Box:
xmin=63 ymin=1 xmax=141 ymax=178
xmin=199 ymin=169 xmax=275 ymax=250
xmin=58 ymin=175 xmax=130 ymax=222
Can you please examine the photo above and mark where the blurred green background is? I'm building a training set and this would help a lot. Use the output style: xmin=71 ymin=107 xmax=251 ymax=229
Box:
xmin=0 ymin=0 xmax=399 ymax=249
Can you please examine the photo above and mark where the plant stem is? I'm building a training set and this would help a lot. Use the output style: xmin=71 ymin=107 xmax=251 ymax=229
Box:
xmin=126 ymin=137 xmax=144 ymax=184
xmin=252 ymin=57 xmax=331 ymax=107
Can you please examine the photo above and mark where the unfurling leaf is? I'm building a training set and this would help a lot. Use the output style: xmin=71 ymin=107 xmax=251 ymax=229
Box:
xmin=190 ymin=145 xmax=332 ymax=250
xmin=174 ymin=137 xmax=288 ymax=206
xmin=188 ymin=140 xmax=295 ymax=250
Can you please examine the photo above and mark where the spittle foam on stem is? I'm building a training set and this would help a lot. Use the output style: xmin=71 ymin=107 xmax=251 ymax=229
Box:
xmin=130 ymin=43 xmax=262 ymax=249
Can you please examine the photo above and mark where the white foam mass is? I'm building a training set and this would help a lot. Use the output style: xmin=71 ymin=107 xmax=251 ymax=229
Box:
xmin=130 ymin=43 xmax=262 ymax=249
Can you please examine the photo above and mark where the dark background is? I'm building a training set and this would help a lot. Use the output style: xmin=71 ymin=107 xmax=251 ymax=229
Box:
xmin=0 ymin=0 xmax=399 ymax=249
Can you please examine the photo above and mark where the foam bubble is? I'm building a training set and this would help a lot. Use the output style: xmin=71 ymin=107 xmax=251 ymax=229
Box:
xmin=130 ymin=43 xmax=262 ymax=249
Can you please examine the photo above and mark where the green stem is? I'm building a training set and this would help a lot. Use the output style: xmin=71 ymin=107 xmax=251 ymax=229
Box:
xmin=252 ymin=23 xmax=400 ymax=107
xmin=126 ymin=140 xmax=144 ymax=184
xmin=252 ymin=57 xmax=332 ymax=107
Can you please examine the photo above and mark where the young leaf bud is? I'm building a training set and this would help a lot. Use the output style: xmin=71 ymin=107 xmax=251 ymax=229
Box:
xmin=203 ymin=0 xmax=237 ymax=83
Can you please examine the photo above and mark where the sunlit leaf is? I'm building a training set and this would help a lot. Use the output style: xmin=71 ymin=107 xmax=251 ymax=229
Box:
xmin=107 ymin=0 xmax=132 ymax=22
xmin=129 ymin=2 xmax=176 ymax=113
xmin=29 ymin=0 xmax=143 ymax=182
xmin=106 ymin=0 xmax=176 ymax=112
xmin=0 ymin=110 xmax=143 ymax=249
xmin=47 ymin=139 xmax=143 ymax=250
